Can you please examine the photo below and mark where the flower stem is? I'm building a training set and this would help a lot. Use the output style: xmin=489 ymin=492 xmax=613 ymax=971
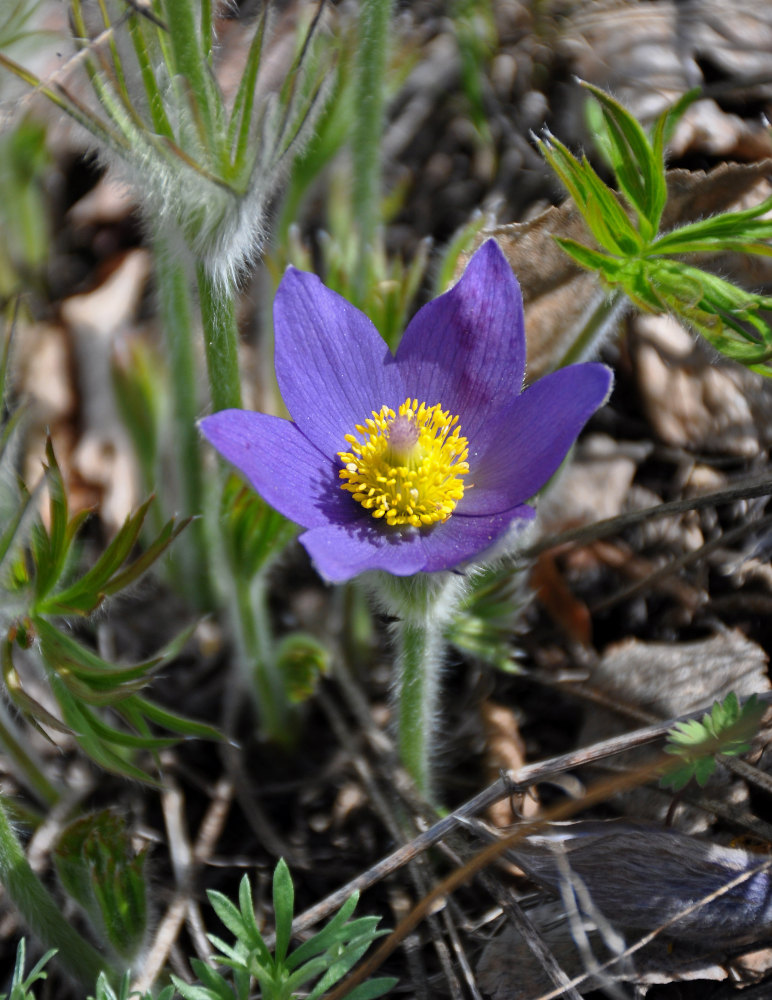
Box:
xmin=395 ymin=616 xmax=443 ymax=798
xmin=351 ymin=0 xmax=394 ymax=301
xmin=0 ymin=796 xmax=111 ymax=986
xmin=155 ymin=236 xmax=212 ymax=606
xmin=196 ymin=263 xmax=243 ymax=413
xmin=384 ymin=574 xmax=468 ymax=799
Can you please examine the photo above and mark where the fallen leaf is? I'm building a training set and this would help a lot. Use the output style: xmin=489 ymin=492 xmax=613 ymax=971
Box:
xmin=633 ymin=313 xmax=761 ymax=457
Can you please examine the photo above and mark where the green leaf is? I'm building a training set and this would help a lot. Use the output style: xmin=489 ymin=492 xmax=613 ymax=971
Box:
xmin=277 ymin=633 xmax=330 ymax=704
xmin=661 ymin=692 xmax=765 ymax=790
xmin=582 ymin=80 xmax=665 ymax=238
xmin=127 ymin=695 xmax=223 ymax=742
xmin=650 ymin=87 xmax=701 ymax=156
xmin=272 ymin=858 xmax=294 ymax=965
xmin=305 ymin=931 xmax=389 ymax=1000
xmin=285 ymin=892 xmax=360 ymax=970
xmin=345 ymin=978 xmax=400 ymax=1000
xmin=649 ymin=192 xmax=772 ymax=255
xmin=206 ymin=889 xmax=248 ymax=941
xmin=226 ymin=4 xmax=268 ymax=174
xmin=38 ymin=497 xmax=166 ymax=616
xmin=552 ymin=238 xmax=623 ymax=277
xmin=537 ymin=132 xmax=642 ymax=255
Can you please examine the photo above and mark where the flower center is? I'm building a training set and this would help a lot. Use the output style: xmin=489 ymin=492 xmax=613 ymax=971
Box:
xmin=338 ymin=398 xmax=469 ymax=527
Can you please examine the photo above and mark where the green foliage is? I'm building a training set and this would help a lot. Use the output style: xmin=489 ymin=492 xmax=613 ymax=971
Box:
xmin=0 ymin=117 xmax=51 ymax=297
xmin=269 ymin=0 xmax=426 ymax=349
xmin=445 ymin=563 xmax=530 ymax=674
xmin=0 ymin=0 xmax=331 ymax=286
xmin=0 ymin=309 xmax=217 ymax=787
xmin=275 ymin=634 xmax=330 ymax=706
xmin=0 ymin=436 xmax=219 ymax=784
xmin=0 ymin=939 xmax=56 ymax=1000
xmin=661 ymin=692 xmax=766 ymax=792
xmin=220 ymin=476 xmax=297 ymax=584
xmin=0 ymin=0 xmax=48 ymax=55
xmin=54 ymin=811 xmax=148 ymax=963
xmin=172 ymin=860 xmax=396 ymax=1000
xmin=537 ymin=83 xmax=772 ymax=373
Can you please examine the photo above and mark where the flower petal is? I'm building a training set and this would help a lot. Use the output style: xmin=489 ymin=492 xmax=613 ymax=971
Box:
xmin=395 ymin=240 xmax=525 ymax=449
xmin=273 ymin=267 xmax=405 ymax=456
xmin=300 ymin=521 xmax=428 ymax=583
xmin=461 ymin=363 xmax=613 ymax=514
xmin=200 ymin=410 xmax=351 ymax=529
xmin=420 ymin=505 xmax=535 ymax=572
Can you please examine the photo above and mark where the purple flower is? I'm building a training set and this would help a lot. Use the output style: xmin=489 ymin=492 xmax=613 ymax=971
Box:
xmin=200 ymin=240 xmax=612 ymax=583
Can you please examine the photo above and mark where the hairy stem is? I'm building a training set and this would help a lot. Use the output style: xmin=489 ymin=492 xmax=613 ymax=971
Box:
xmin=555 ymin=288 xmax=627 ymax=369
xmin=385 ymin=574 xmax=468 ymax=799
xmin=352 ymin=0 xmax=394 ymax=300
xmin=395 ymin=616 xmax=443 ymax=797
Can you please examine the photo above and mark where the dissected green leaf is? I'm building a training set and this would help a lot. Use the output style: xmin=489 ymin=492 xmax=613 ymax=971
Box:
xmin=540 ymin=85 xmax=772 ymax=374
xmin=661 ymin=692 xmax=766 ymax=791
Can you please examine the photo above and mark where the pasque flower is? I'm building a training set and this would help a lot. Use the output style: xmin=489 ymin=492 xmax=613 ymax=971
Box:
xmin=201 ymin=240 xmax=612 ymax=583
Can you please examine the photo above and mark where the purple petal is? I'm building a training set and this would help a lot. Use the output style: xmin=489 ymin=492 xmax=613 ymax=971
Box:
xmin=420 ymin=505 xmax=535 ymax=572
xmin=461 ymin=363 xmax=613 ymax=514
xmin=274 ymin=268 xmax=405 ymax=457
xmin=299 ymin=521 xmax=428 ymax=583
xmin=301 ymin=503 xmax=536 ymax=582
xmin=200 ymin=410 xmax=351 ymax=529
xmin=395 ymin=240 xmax=525 ymax=450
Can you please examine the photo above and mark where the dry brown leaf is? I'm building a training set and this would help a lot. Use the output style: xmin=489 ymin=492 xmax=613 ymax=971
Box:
xmin=530 ymin=552 xmax=594 ymax=647
xmin=68 ymin=176 xmax=137 ymax=227
xmin=633 ymin=313 xmax=762 ymax=457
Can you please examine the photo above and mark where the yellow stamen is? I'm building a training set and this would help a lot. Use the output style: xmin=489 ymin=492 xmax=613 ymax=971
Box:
xmin=338 ymin=398 xmax=469 ymax=527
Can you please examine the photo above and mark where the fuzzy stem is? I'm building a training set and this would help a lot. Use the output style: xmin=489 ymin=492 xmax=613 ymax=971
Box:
xmin=351 ymin=0 xmax=394 ymax=300
xmin=155 ymin=237 xmax=213 ymax=606
xmin=196 ymin=263 xmax=243 ymax=412
xmin=0 ymin=797 xmax=112 ymax=985
xmin=383 ymin=574 xmax=468 ymax=799
xmin=395 ymin=616 xmax=444 ymax=797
